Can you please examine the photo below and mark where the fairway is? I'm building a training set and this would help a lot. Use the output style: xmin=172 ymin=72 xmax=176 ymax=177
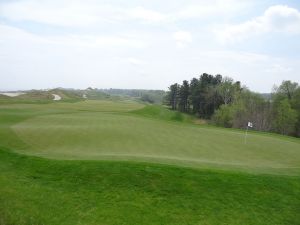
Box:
xmin=11 ymin=111 xmax=300 ymax=175
xmin=2 ymin=100 xmax=299 ymax=175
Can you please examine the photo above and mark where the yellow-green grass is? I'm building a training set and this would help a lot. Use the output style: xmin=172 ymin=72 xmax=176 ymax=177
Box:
xmin=1 ymin=100 xmax=300 ymax=175
xmin=0 ymin=99 xmax=143 ymax=112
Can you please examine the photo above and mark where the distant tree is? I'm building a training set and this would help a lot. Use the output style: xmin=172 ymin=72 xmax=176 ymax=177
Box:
xmin=140 ymin=94 xmax=155 ymax=104
xmin=274 ymin=80 xmax=299 ymax=100
xmin=212 ymin=104 xmax=235 ymax=128
xmin=167 ymin=83 xmax=180 ymax=110
xmin=197 ymin=73 xmax=223 ymax=118
xmin=291 ymin=88 xmax=300 ymax=136
xmin=189 ymin=77 xmax=201 ymax=114
xmin=217 ymin=77 xmax=241 ymax=105
xmin=165 ymin=74 xmax=300 ymax=138
xmin=178 ymin=80 xmax=190 ymax=112
xmin=272 ymin=81 xmax=300 ymax=136
xmin=232 ymin=90 xmax=272 ymax=131
xmin=273 ymin=99 xmax=297 ymax=135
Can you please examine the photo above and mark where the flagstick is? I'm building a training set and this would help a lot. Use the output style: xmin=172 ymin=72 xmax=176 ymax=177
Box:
xmin=244 ymin=126 xmax=249 ymax=144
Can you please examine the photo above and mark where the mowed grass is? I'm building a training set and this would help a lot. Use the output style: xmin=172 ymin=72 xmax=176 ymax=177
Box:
xmin=0 ymin=99 xmax=300 ymax=225
xmin=1 ymin=149 xmax=300 ymax=225
xmin=6 ymin=102 xmax=300 ymax=175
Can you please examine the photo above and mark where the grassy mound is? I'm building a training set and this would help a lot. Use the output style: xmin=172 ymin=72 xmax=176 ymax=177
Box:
xmin=0 ymin=89 xmax=84 ymax=104
xmin=131 ymin=105 xmax=193 ymax=122
xmin=49 ymin=89 xmax=84 ymax=101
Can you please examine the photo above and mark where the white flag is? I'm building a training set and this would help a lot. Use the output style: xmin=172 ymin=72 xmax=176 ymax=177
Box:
xmin=248 ymin=122 xmax=253 ymax=128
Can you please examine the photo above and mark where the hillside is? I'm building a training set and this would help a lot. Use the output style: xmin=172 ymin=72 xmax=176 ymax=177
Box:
xmin=0 ymin=89 xmax=84 ymax=103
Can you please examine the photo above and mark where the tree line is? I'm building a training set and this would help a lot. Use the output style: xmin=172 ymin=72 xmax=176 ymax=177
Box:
xmin=165 ymin=73 xmax=300 ymax=137
xmin=100 ymin=88 xmax=165 ymax=104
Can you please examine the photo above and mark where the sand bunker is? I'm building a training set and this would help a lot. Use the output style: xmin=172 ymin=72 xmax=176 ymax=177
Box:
xmin=1 ymin=92 xmax=25 ymax=97
xmin=52 ymin=94 xmax=62 ymax=101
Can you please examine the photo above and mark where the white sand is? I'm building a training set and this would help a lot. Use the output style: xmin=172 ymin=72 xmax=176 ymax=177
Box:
xmin=1 ymin=92 xmax=25 ymax=97
xmin=83 ymin=94 xmax=87 ymax=99
xmin=52 ymin=94 xmax=62 ymax=101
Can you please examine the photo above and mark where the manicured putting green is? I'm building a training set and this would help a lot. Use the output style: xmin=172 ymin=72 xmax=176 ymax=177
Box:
xmin=13 ymin=111 xmax=300 ymax=175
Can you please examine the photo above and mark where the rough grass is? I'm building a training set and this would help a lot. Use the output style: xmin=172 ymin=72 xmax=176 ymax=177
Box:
xmin=0 ymin=149 xmax=299 ymax=225
xmin=131 ymin=105 xmax=194 ymax=122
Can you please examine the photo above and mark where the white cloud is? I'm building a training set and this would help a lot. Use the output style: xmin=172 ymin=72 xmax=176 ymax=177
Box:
xmin=0 ymin=0 xmax=251 ymax=27
xmin=1 ymin=22 xmax=299 ymax=92
xmin=265 ymin=64 xmax=292 ymax=73
xmin=0 ymin=23 xmax=45 ymax=43
xmin=53 ymin=35 xmax=146 ymax=49
xmin=185 ymin=50 xmax=300 ymax=92
xmin=127 ymin=58 xmax=145 ymax=65
xmin=0 ymin=0 xmax=169 ymax=26
xmin=217 ymin=5 xmax=300 ymax=43
xmin=197 ymin=50 xmax=270 ymax=64
xmin=0 ymin=24 xmax=146 ymax=49
xmin=176 ymin=0 xmax=249 ymax=19
xmin=126 ymin=7 xmax=167 ymax=23
xmin=173 ymin=31 xmax=192 ymax=48
xmin=0 ymin=0 xmax=105 ymax=27
xmin=0 ymin=1 xmax=299 ymax=92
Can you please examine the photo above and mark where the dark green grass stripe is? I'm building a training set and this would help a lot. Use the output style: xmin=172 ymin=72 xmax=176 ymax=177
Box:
xmin=1 ymin=149 xmax=300 ymax=225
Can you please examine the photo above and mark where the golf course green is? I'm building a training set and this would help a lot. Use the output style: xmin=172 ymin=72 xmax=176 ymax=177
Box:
xmin=1 ymin=99 xmax=300 ymax=225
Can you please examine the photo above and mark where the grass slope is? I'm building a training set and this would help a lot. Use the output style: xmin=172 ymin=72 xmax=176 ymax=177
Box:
xmin=1 ymin=149 xmax=299 ymax=225
xmin=0 ymin=89 xmax=83 ymax=104
xmin=131 ymin=104 xmax=194 ymax=122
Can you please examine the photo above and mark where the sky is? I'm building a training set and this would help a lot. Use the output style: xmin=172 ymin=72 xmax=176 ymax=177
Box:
xmin=0 ymin=0 xmax=300 ymax=92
